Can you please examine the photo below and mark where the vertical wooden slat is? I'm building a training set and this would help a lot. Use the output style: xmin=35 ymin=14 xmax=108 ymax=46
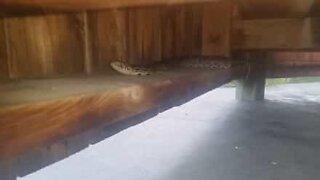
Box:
xmin=184 ymin=4 xmax=203 ymax=57
xmin=311 ymin=18 xmax=320 ymax=47
xmin=89 ymin=9 xmax=128 ymax=72
xmin=202 ymin=0 xmax=232 ymax=57
xmin=0 ymin=19 xmax=9 ymax=78
xmin=127 ymin=7 xmax=162 ymax=65
xmin=81 ymin=12 xmax=93 ymax=75
xmin=161 ymin=6 xmax=176 ymax=60
xmin=5 ymin=14 xmax=85 ymax=78
xmin=162 ymin=5 xmax=203 ymax=60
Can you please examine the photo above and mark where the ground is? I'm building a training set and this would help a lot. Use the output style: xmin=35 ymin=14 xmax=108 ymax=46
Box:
xmin=20 ymin=82 xmax=320 ymax=180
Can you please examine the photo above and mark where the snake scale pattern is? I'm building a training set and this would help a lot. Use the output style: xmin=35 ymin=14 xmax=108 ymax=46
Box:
xmin=110 ymin=58 xmax=234 ymax=76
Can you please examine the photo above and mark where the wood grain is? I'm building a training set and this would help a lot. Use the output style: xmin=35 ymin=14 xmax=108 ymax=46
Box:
xmin=5 ymin=14 xmax=85 ymax=78
xmin=161 ymin=4 xmax=203 ymax=59
xmin=127 ymin=7 xmax=162 ymax=65
xmin=233 ymin=18 xmax=316 ymax=50
xmin=88 ymin=10 xmax=128 ymax=72
xmin=202 ymin=0 xmax=232 ymax=57
xmin=237 ymin=0 xmax=320 ymax=19
xmin=0 ymin=19 xmax=9 ymax=79
xmin=267 ymin=51 xmax=320 ymax=67
xmin=0 ymin=0 xmax=220 ymax=14
xmin=0 ymin=67 xmax=246 ymax=160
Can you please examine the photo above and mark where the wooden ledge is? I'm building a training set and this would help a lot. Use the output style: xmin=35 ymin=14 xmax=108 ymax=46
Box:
xmin=0 ymin=67 xmax=245 ymax=160
xmin=0 ymin=0 xmax=219 ymax=16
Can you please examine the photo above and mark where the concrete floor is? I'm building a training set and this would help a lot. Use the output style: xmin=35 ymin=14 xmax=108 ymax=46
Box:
xmin=20 ymin=83 xmax=320 ymax=180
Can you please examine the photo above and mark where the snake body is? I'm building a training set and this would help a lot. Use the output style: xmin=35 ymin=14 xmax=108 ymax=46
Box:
xmin=110 ymin=58 xmax=234 ymax=76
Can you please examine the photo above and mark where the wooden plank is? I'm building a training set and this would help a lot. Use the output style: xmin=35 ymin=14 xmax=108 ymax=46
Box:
xmin=161 ymin=5 xmax=202 ymax=59
xmin=127 ymin=7 xmax=162 ymax=65
xmin=237 ymin=0 xmax=320 ymax=19
xmin=0 ymin=0 xmax=219 ymax=15
xmin=88 ymin=10 xmax=128 ymax=72
xmin=161 ymin=6 xmax=176 ymax=60
xmin=235 ymin=51 xmax=320 ymax=78
xmin=202 ymin=0 xmax=232 ymax=57
xmin=267 ymin=66 xmax=320 ymax=78
xmin=0 ymin=67 xmax=246 ymax=160
xmin=233 ymin=18 xmax=316 ymax=50
xmin=266 ymin=51 xmax=320 ymax=67
xmin=0 ymin=19 xmax=9 ymax=79
xmin=4 ymin=14 xmax=85 ymax=78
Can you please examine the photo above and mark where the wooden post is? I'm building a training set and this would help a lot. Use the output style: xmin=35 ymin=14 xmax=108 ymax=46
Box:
xmin=236 ymin=53 xmax=266 ymax=101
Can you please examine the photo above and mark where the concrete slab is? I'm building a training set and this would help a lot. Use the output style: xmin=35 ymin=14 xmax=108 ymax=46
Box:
xmin=19 ymin=83 xmax=320 ymax=180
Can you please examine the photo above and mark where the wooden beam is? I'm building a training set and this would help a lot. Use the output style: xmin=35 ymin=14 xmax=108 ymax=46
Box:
xmin=0 ymin=67 xmax=246 ymax=161
xmin=236 ymin=53 xmax=266 ymax=101
xmin=0 ymin=0 xmax=220 ymax=15
xmin=236 ymin=0 xmax=320 ymax=19
xmin=233 ymin=18 xmax=320 ymax=50
xmin=266 ymin=51 xmax=320 ymax=78
xmin=267 ymin=66 xmax=320 ymax=78
xmin=234 ymin=51 xmax=320 ymax=78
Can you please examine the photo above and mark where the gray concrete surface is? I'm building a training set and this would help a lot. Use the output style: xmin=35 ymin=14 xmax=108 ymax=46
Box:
xmin=20 ymin=83 xmax=320 ymax=180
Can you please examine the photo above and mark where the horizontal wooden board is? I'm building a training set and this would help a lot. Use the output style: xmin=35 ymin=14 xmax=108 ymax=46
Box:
xmin=233 ymin=18 xmax=320 ymax=50
xmin=267 ymin=66 xmax=320 ymax=78
xmin=237 ymin=0 xmax=320 ymax=19
xmin=267 ymin=51 xmax=320 ymax=67
xmin=0 ymin=0 xmax=219 ymax=15
xmin=0 ymin=67 xmax=246 ymax=161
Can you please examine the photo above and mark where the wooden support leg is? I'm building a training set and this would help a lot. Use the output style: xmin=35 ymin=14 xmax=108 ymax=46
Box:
xmin=236 ymin=53 xmax=266 ymax=101
xmin=236 ymin=75 xmax=266 ymax=101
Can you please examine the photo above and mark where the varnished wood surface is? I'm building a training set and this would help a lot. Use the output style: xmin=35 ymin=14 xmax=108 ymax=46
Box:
xmin=202 ymin=0 xmax=232 ymax=57
xmin=0 ymin=3 xmax=233 ymax=79
xmin=0 ymin=0 xmax=219 ymax=15
xmin=233 ymin=18 xmax=320 ymax=50
xmin=1 ymin=0 xmax=320 ymax=20
xmin=0 ymin=67 xmax=246 ymax=160
xmin=4 ymin=13 xmax=85 ymax=78
xmin=0 ymin=19 xmax=8 ymax=78
xmin=237 ymin=0 xmax=320 ymax=19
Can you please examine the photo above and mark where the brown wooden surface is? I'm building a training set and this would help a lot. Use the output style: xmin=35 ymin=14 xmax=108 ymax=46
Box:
xmin=237 ymin=0 xmax=320 ymax=19
xmin=0 ymin=0 xmax=219 ymax=15
xmin=235 ymin=51 xmax=320 ymax=78
xmin=267 ymin=66 xmax=320 ymax=78
xmin=127 ymin=7 xmax=162 ymax=65
xmin=0 ymin=4 xmax=235 ymax=79
xmin=267 ymin=51 xmax=320 ymax=67
xmin=4 ymin=13 xmax=85 ymax=78
xmin=2 ymin=0 xmax=320 ymax=20
xmin=233 ymin=18 xmax=317 ymax=50
xmin=161 ymin=5 xmax=203 ymax=59
xmin=202 ymin=0 xmax=232 ymax=57
xmin=0 ymin=19 xmax=8 ymax=78
xmin=88 ymin=10 xmax=128 ymax=72
xmin=0 ymin=67 xmax=246 ymax=160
